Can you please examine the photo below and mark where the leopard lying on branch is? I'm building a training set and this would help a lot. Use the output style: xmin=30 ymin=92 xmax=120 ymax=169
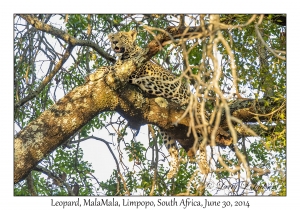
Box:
xmin=87 ymin=30 xmax=210 ymax=179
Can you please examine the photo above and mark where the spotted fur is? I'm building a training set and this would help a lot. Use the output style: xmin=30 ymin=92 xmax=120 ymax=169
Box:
xmin=90 ymin=30 xmax=210 ymax=178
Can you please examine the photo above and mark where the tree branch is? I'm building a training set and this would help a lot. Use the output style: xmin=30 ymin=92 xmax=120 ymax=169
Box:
xmin=255 ymin=15 xmax=286 ymax=60
xmin=71 ymin=136 xmax=121 ymax=177
xmin=14 ymin=64 xmax=282 ymax=184
xmin=19 ymin=14 xmax=116 ymax=63
xmin=34 ymin=165 xmax=75 ymax=195
xmin=14 ymin=44 xmax=74 ymax=109
xmin=26 ymin=172 xmax=37 ymax=196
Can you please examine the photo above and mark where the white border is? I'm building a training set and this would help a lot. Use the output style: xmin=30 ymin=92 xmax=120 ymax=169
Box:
xmin=3 ymin=1 xmax=297 ymax=209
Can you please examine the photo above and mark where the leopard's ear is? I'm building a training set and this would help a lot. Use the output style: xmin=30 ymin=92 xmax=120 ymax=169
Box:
xmin=129 ymin=30 xmax=137 ymax=41
xmin=108 ymin=33 xmax=113 ymax=41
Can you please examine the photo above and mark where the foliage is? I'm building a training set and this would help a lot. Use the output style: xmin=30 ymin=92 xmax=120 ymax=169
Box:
xmin=14 ymin=14 xmax=286 ymax=196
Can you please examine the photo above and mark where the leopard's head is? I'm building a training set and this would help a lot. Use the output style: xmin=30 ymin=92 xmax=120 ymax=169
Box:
xmin=108 ymin=30 xmax=137 ymax=59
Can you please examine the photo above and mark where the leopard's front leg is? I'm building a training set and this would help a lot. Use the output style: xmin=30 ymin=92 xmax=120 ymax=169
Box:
xmin=85 ymin=66 xmax=111 ymax=82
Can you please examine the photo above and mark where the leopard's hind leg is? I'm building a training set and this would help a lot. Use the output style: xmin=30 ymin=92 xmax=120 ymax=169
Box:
xmin=160 ymin=130 xmax=180 ymax=179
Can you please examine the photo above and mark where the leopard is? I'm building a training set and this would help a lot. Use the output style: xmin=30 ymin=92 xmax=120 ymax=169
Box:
xmin=88 ymin=30 xmax=210 ymax=179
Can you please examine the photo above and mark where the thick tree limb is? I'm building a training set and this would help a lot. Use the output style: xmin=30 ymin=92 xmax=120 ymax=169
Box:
xmin=11 ymin=67 xmax=199 ymax=183
xmin=14 ymin=66 xmax=283 ymax=184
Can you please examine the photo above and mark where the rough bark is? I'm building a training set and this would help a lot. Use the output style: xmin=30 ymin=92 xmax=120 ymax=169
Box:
xmin=13 ymin=71 xmax=186 ymax=183
xmin=14 ymin=66 xmax=284 ymax=184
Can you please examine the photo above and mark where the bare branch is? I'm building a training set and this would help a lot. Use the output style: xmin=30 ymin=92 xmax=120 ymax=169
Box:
xmin=14 ymin=44 xmax=74 ymax=109
xmin=71 ymin=136 xmax=120 ymax=175
xmin=18 ymin=14 xmax=116 ymax=63
xmin=34 ymin=165 xmax=75 ymax=196
xmin=219 ymin=15 xmax=257 ymax=30
xmin=148 ymin=125 xmax=159 ymax=196
xmin=255 ymin=15 xmax=286 ymax=60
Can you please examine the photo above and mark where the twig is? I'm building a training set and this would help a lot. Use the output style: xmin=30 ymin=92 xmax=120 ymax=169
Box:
xmin=148 ymin=125 xmax=159 ymax=196
xmin=247 ymin=101 xmax=286 ymax=117
xmin=219 ymin=14 xmax=257 ymax=30
xmin=255 ymin=15 xmax=286 ymax=60
xmin=34 ymin=165 xmax=75 ymax=196
xmin=19 ymin=14 xmax=116 ymax=63
xmin=71 ymin=136 xmax=130 ymax=195
xmin=14 ymin=44 xmax=74 ymax=109
xmin=71 ymin=136 xmax=119 ymax=176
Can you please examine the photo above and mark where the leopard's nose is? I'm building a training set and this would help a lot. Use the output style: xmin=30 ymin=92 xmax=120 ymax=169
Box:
xmin=112 ymin=41 xmax=118 ymax=44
